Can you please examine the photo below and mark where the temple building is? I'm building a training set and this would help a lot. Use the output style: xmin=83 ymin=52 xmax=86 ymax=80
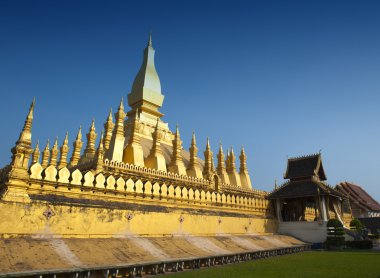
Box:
xmin=267 ymin=154 xmax=351 ymax=243
xmin=93 ymin=34 xmax=252 ymax=190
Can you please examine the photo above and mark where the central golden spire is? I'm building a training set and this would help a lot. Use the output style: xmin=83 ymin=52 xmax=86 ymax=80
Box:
xmin=127 ymin=33 xmax=165 ymax=123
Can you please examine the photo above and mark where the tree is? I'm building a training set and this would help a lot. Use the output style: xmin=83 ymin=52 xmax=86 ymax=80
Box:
xmin=350 ymin=218 xmax=364 ymax=233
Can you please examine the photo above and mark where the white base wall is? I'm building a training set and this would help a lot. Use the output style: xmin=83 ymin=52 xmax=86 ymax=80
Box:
xmin=278 ymin=221 xmax=327 ymax=243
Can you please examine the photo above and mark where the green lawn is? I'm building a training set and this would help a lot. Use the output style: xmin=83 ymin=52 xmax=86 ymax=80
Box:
xmin=168 ymin=251 xmax=380 ymax=278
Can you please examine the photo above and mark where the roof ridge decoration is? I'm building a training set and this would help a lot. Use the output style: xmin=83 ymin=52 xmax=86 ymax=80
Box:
xmin=287 ymin=152 xmax=321 ymax=162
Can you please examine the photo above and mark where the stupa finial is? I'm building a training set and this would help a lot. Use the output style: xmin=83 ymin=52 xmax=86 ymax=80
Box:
xmin=148 ymin=31 xmax=152 ymax=47
xmin=119 ymin=97 xmax=124 ymax=111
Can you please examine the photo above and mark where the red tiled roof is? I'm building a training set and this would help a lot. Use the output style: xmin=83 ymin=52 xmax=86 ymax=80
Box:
xmin=336 ymin=182 xmax=380 ymax=211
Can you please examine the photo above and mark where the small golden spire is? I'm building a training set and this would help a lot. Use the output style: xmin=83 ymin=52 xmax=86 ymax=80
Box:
xmin=95 ymin=131 xmax=105 ymax=174
xmin=170 ymin=125 xmax=183 ymax=163
xmin=64 ymin=132 xmax=69 ymax=144
xmin=191 ymin=131 xmax=196 ymax=146
xmin=145 ymin=118 xmax=166 ymax=172
xmin=151 ymin=119 xmax=162 ymax=153
xmin=203 ymin=137 xmax=214 ymax=179
xmin=114 ymin=99 xmax=126 ymax=137
xmin=49 ymin=137 xmax=59 ymax=166
xmin=108 ymin=108 xmax=113 ymax=120
xmin=189 ymin=131 xmax=198 ymax=167
xmin=168 ymin=124 xmax=186 ymax=175
xmin=90 ymin=118 xmax=95 ymax=131
xmin=225 ymin=149 xmax=231 ymax=172
xmin=122 ymin=107 xmax=144 ymax=166
xmin=104 ymin=108 xmax=115 ymax=150
xmin=217 ymin=142 xmax=225 ymax=172
xmin=41 ymin=139 xmax=50 ymax=168
xmin=216 ymin=141 xmax=230 ymax=184
xmin=119 ymin=97 xmax=124 ymax=111
xmin=238 ymin=144 xmax=252 ymax=188
xmin=9 ymin=98 xmax=36 ymax=171
xmin=83 ymin=119 xmax=97 ymax=159
xmin=206 ymin=137 xmax=210 ymax=150
xmin=17 ymin=98 xmax=35 ymax=145
xmin=129 ymin=109 xmax=141 ymax=144
xmin=70 ymin=126 xmax=83 ymax=166
xmin=32 ymin=141 xmax=40 ymax=164
xmin=239 ymin=145 xmax=247 ymax=173
xmin=76 ymin=125 xmax=82 ymax=140
xmin=230 ymin=147 xmax=236 ymax=171
xmin=210 ymin=154 xmax=215 ymax=172
xmin=58 ymin=132 xmax=70 ymax=169
xmin=186 ymin=131 xmax=203 ymax=178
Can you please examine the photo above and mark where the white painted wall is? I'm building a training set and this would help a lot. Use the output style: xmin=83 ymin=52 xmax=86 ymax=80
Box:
xmin=278 ymin=221 xmax=327 ymax=243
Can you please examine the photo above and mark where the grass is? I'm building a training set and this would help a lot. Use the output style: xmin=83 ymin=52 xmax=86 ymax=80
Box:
xmin=168 ymin=251 xmax=380 ymax=278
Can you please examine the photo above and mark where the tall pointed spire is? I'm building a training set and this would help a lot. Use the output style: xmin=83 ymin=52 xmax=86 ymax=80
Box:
xmin=203 ymin=137 xmax=214 ymax=180
xmin=41 ymin=139 xmax=50 ymax=168
xmin=103 ymin=108 xmax=114 ymax=150
xmin=10 ymin=99 xmax=35 ymax=171
xmin=187 ymin=131 xmax=202 ymax=178
xmin=58 ymin=132 xmax=69 ymax=169
xmin=127 ymin=33 xmax=165 ymax=124
xmin=239 ymin=145 xmax=252 ymax=189
xmin=81 ymin=119 xmax=97 ymax=162
xmin=70 ymin=126 xmax=83 ymax=166
xmin=32 ymin=141 xmax=40 ymax=164
xmin=49 ymin=137 xmax=59 ymax=166
xmin=168 ymin=125 xmax=187 ymax=175
xmin=17 ymin=98 xmax=35 ymax=145
xmin=145 ymin=119 xmax=167 ymax=171
xmin=107 ymin=99 xmax=126 ymax=162
xmin=216 ymin=143 xmax=230 ymax=184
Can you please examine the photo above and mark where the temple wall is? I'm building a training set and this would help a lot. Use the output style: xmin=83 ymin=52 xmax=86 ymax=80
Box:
xmin=0 ymin=200 xmax=276 ymax=238
xmin=0 ymin=162 xmax=276 ymax=238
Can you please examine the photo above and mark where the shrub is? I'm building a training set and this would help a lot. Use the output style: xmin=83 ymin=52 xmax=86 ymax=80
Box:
xmin=326 ymin=219 xmax=345 ymax=249
xmin=350 ymin=219 xmax=363 ymax=233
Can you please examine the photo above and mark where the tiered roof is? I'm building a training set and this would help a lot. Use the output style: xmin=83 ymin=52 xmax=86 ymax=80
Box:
xmin=268 ymin=153 xmax=345 ymax=199
xmin=284 ymin=153 xmax=326 ymax=181
xmin=336 ymin=181 xmax=380 ymax=212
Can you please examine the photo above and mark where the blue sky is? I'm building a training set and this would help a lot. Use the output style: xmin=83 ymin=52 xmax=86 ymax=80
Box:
xmin=1 ymin=1 xmax=379 ymax=200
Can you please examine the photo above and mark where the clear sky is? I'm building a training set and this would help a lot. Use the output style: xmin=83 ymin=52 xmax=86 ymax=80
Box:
xmin=1 ymin=1 xmax=379 ymax=200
